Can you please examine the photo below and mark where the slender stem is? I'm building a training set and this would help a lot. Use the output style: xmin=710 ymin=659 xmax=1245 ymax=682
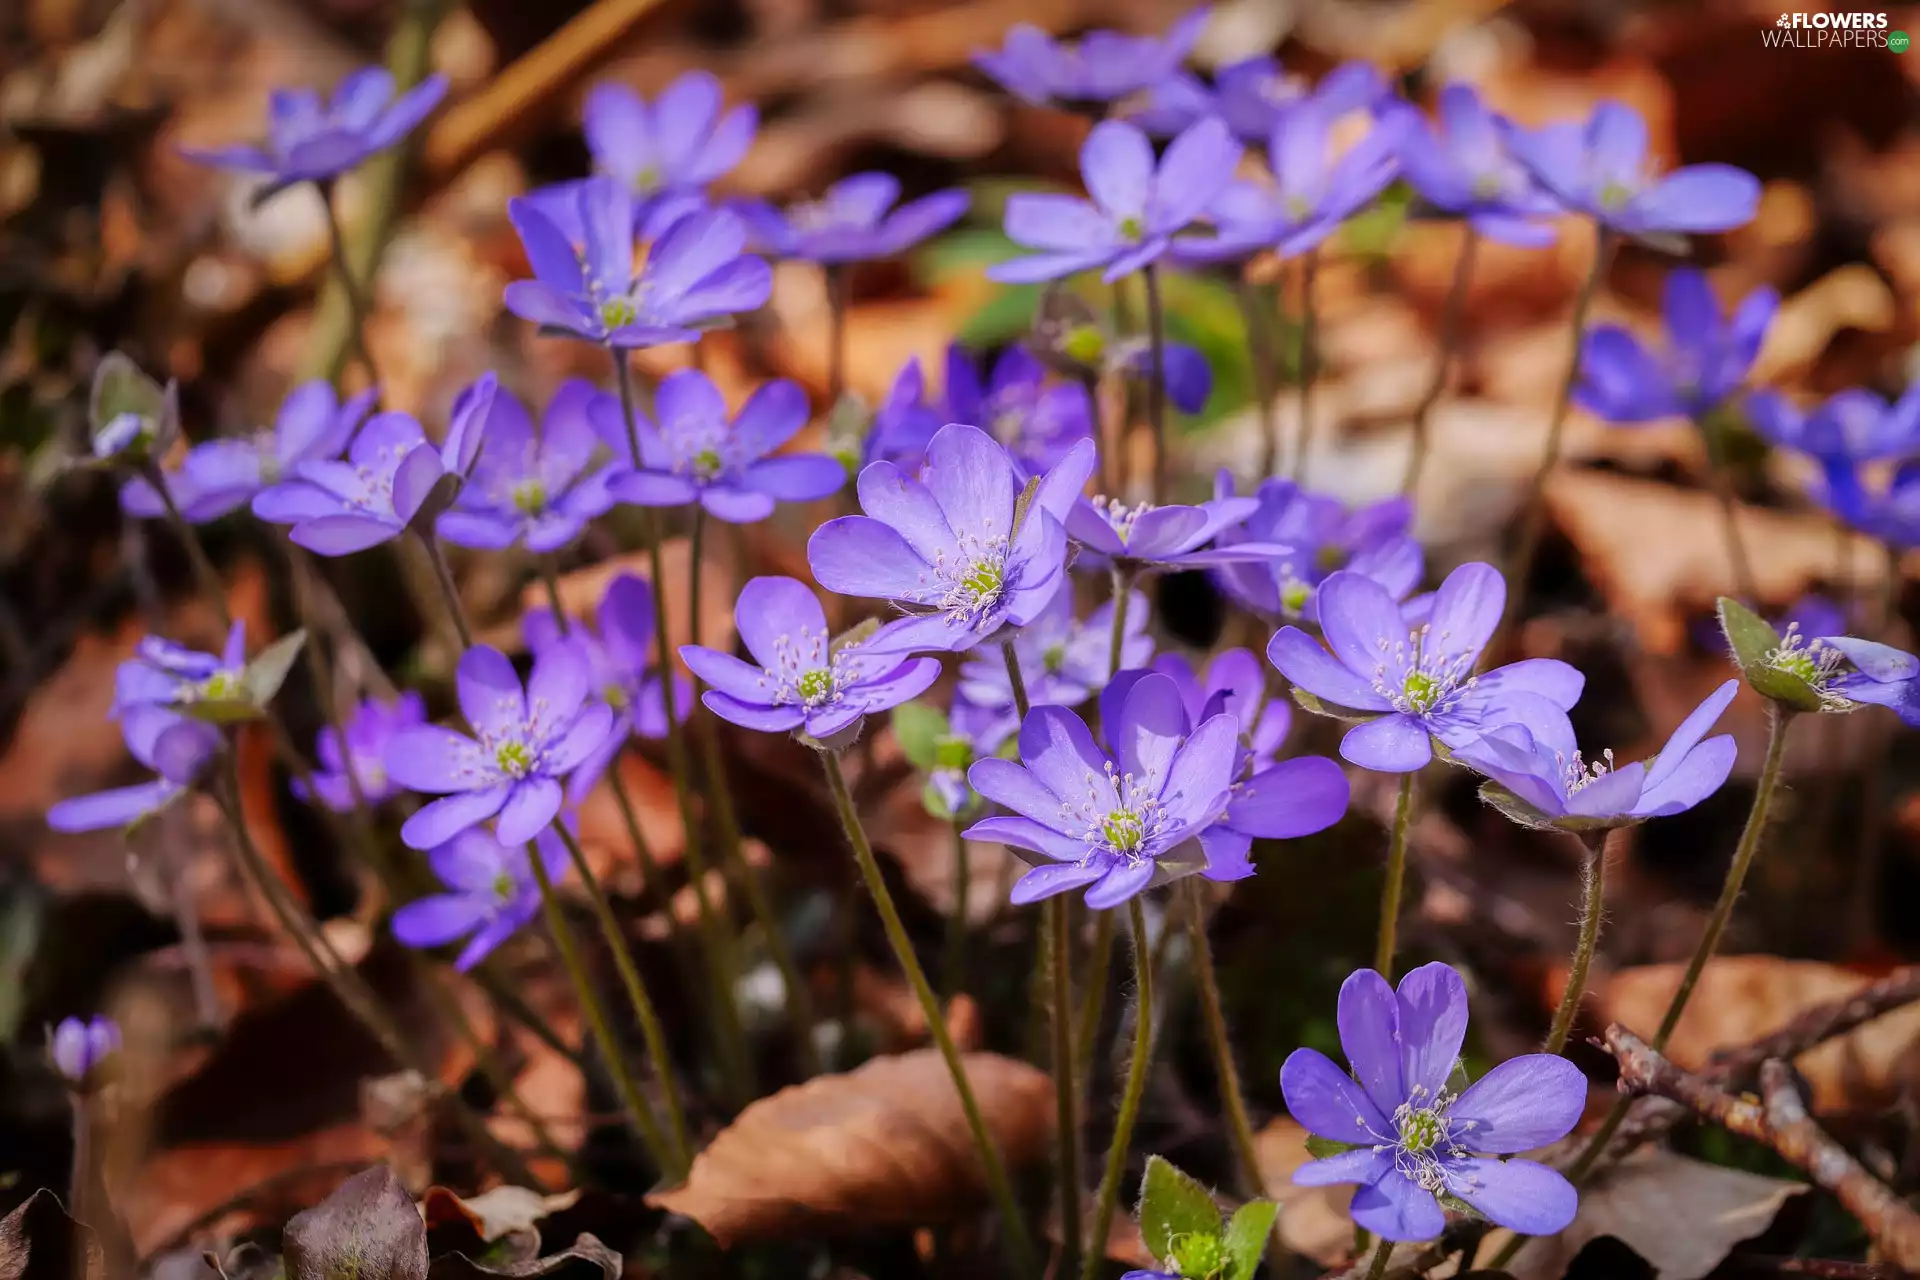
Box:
xmin=1292 ymin=249 xmax=1320 ymax=484
xmin=1500 ymin=230 xmax=1616 ymax=648
xmin=68 ymin=1090 xmax=90 ymax=1222
xmin=141 ymin=463 xmax=229 ymax=627
xmin=1375 ymin=773 xmax=1416 ymax=979
xmin=1001 ymin=640 xmax=1031 ymax=719
xmin=1700 ymin=409 xmax=1759 ymax=603
xmin=1081 ymin=898 xmax=1154 ymax=1280
xmin=547 ymin=821 xmax=692 ymax=1171
xmin=1403 ymin=228 xmax=1478 ymax=497
xmin=1075 ymin=911 xmax=1115 ymax=1065
xmin=170 ymin=844 xmax=221 ymax=1030
xmin=1048 ymin=896 xmax=1082 ymax=1277
xmin=417 ymin=531 xmax=474 ymax=649
xmin=827 ymin=265 xmax=851 ymax=405
xmin=318 ymin=182 xmax=380 ymax=386
xmin=1490 ymin=704 xmax=1800 ymax=1271
xmin=1239 ymin=276 xmax=1282 ymax=481
xmin=944 ymin=820 xmax=970 ymax=1002
xmin=1363 ymin=1236 xmax=1394 ymax=1280
xmin=1142 ymin=263 xmax=1171 ymax=505
xmin=1183 ymin=880 xmax=1265 ymax=1201
xmin=1544 ymin=828 xmax=1613 ymax=1055
xmin=820 ymin=750 xmax=1037 ymax=1277
xmin=539 ymin=555 xmax=569 ymax=626
xmin=611 ymin=354 xmax=645 ymax=467
xmin=522 ymin=830 xmax=679 ymax=1174
xmin=1107 ymin=566 xmax=1134 ymax=678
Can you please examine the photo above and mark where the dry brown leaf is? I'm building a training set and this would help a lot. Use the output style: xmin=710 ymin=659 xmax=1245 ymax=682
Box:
xmin=1251 ymin=1117 xmax=1357 ymax=1267
xmin=646 ymin=1049 xmax=1053 ymax=1244
xmin=1598 ymin=956 xmax=1920 ymax=1113
xmin=1750 ymin=264 xmax=1898 ymax=385
xmin=1484 ymin=1149 xmax=1803 ymax=1280
xmin=421 ymin=1185 xmax=581 ymax=1260
xmin=1544 ymin=470 xmax=1887 ymax=655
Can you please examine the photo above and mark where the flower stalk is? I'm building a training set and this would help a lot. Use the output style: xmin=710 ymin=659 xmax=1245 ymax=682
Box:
xmin=1292 ymin=248 xmax=1321 ymax=483
xmin=1544 ymin=827 xmax=1614 ymax=1055
xmin=1375 ymin=772 xmax=1416 ymax=978
xmin=1081 ymin=898 xmax=1154 ymax=1280
xmin=1403 ymin=228 xmax=1478 ymax=497
xmin=1143 ymin=261 xmax=1171 ymax=504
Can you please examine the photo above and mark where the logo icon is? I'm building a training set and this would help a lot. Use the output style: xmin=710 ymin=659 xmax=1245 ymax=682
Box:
xmin=1776 ymin=12 xmax=1791 ymax=23
xmin=1893 ymin=29 xmax=1911 ymax=51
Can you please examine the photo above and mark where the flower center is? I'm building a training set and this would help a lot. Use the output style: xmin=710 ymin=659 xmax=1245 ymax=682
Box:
xmin=1280 ymin=578 xmax=1314 ymax=617
xmin=602 ymin=682 xmax=630 ymax=710
xmin=495 ymin=740 xmax=534 ymax=776
xmin=1397 ymin=1104 xmax=1446 ymax=1156
xmin=934 ymin=736 xmax=972 ymax=771
xmin=1064 ymin=759 xmax=1191 ymax=864
xmin=1560 ymin=747 xmax=1616 ymax=795
xmin=511 ymin=478 xmax=548 ymax=515
xmin=599 ymin=296 xmax=637 ymax=329
xmin=195 ymin=670 xmax=244 ymax=702
xmin=1167 ymin=1232 xmax=1227 ymax=1278
xmin=1763 ymin=624 xmax=1855 ymax=711
xmin=1471 ymin=170 xmax=1506 ymax=201
xmin=1042 ymin=641 xmax=1068 ymax=674
xmin=1284 ymin=193 xmax=1313 ymax=222
xmin=796 ymin=668 xmax=835 ymax=705
xmin=1090 ymin=494 xmax=1153 ymax=544
xmin=1316 ymin=544 xmax=1349 ymax=574
xmin=1062 ymin=324 xmax=1106 ymax=366
xmin=1372 ymin=624 xmax=1477 ymax=720
xmin=1117 ymin=214 xmax=1144 ymax=240
xmin=1402 ymin=670 xmax=1441 ymax=713
xmin=1101 ymin=807 xmax=1146 ymax=854
xmin=927 ymin=531 xmax=1015 ymax=631
xmin=759 ymin=622 xmax=861 ymax=714
xmin=1598 ymin=179 xmax=1634 ymax=209
xmin=491 ymin=872 xmax=516 ymax=901
xmin=633 ymin=163 xmax=662 ymax=194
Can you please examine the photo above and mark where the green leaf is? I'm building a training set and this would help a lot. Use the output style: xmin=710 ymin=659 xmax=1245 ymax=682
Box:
xmin=243 ymin=630 xmax=308 ymax=710
xmin=1221 ymin=1199 xmax=1279 ymax=1280
xmin=921 ymin=778 xmax=956 ymax=822
xmin=892 ymin=701 xmax=950 ymax=772
xmin=89 ymin=352 xmax=166 ymax=432
xmin=1137 ymin=1155 xmax=1222 ymax=1265
xmin=1304 ymin=1134 xmax=1364 ymax=1160
xmin=1716 ymin=596 xmax=1780 ymax=675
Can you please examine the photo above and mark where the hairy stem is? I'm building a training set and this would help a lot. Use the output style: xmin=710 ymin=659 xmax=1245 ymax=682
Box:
xmin=1544 ymin=828 xmax=1614 ymax=1055
xmin=944 ymin=821 xmax=970 ymax=1003
xmin=1375 ymin=773 xmax=1416 ymax=979
xmin=1700 ymin=408 xmax=1759 ymax=603
xmin=417 ymin=531 xmax=474 ymax=649
xmin=1107 ymin=565 xmax=1134 ymax=677
xmin=1081 ymin=898 xmax=1154 ymax=1280
xmin=1001 ymin=639 xmax=1031 ymax=719
xmin=1184 ymin=880 xmax=1266 ymax=1202
xmin=318 ymin=182 xmax=380 ymax=386
xmin=1049 ymin=895 xmax=1082 ymax=1277
xmin=141 ymin=463 xmax=229 ymax=628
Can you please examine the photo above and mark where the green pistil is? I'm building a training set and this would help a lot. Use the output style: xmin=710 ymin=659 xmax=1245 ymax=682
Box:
xmin=1403 ymin=670 xmax=1440 ymax=714
xmin=1062 ymin=324 xmax=1106 ymax=366
xmin=1399 ymin=1106 xmax=1446 ymax=1155
xmin=602 ymin=682 xmax=630 ymax=710
xmin=1167 ymin=1233 xmax=1227 ymax=1279
xmin=1771 ymin=649 xmax=1821 ymax=684
xmin=933 ymin=736 xmax=972 ymax=771
xmin=1599 ymin=179 xmax=1633 ymax=209
xmin=1281 ymin=580 xmax=1313 ymax=616
xmin=797 ymin=668 xmax=834 ymax=703
xmin=600 ymin=296 xmax=637 ymax=329
xmin=1471 ymin=172 xmax=1504 ymax=200
xmin=511 ymin=478 xmax=548 ymax=515
xmin=633 ymin=163 xmax=662 ymax=193
xmin=1117 ymin=214 xmax=1144 ymax=240
xmin=960 ymin=559 xmax=1003 ymax=602
xmin=689 ymin=445 xmax=724 ymax=479
xmin=1102 ymin=808 xmax=1145 ymax=854
xmin=1315 ymin=544 xmax=1349 ymax=574
xmin=1284 ymin=194 xmax=1312 ymax=222
xmin=491 ymin=872 xmax=515 ymax=901
xmin=1041 ymin=642 xmax=1067 ymax=674
xmin=198 ymin=671 xmax=243 ymax=702
xmin=495 ymin=741 xmax=533 ymax=776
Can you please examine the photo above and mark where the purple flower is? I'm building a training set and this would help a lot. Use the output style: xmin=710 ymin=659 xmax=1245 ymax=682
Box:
xmin=1149 ymin=649 xmax=1292 ymax=775
xmin=525 ymin=574 xmax=688 ymax=802
xmin=1818 ymin=458 xmax=1920 ymax=546
xmin=505 ymin=177 xmax=771 ymax=347
xmin=928 ymin=693 xmax=1019 ymax=816
xmin=392 ymin=825 xmax=570 ymax=971
xmin=739 ymin=174 xmax=968 ymax=264
xmin=1212 ymin=475 xmax=1422 ymax=624
xmin=113 ymin=621 xmax=248 ymax=717
xmin=1175 ymin=104 xmax=1405 ymax=266
xmin=180 ymin=68 xmax=447 ymax=194
xmin=252 ymin=375 xmax=496 ymax=556
xmin=1066 ymin=491 xmax=1281 ymax=570
xmin=1268 ymin=561 xmax=1585 ymax=772
xmin=1821 ymin=636 xmax=1920 ymax=726
xmin=1749 ymin=385 xmax=1920 ymax=463
xmin=991 ymin=117 xmax=1240 ymax=284
xmin=681 ymin=576 xmax=942 ymax=747
xmin=51 ymin=1015 xmax=120 ymax=1085
xmin=1028 ymin=295 xmax=1213 ymax=413
xmin=1577 ymin=269 xmax=1777 ymax=424
xmin=581 ymin=72 xmax=755 ymax=214
xmin=972 ymin=9 xmax=1209 ymax=109
xmin=1132 ymin=57 xmax=1387 ymax=143
xmin=437 ymin=380 xmax=618 ymax=552
xmin=1505 ymin=101 xmax=1759 ymax=238
xmin=387 ymin=644 xmax=616 ymax=850
xmin=1394 ymin=84 xmax=1561 ymax=247
xmin=863 ymin=356 xmax=944 ymax=468
xmin=1458 ymin=680 xmax=1738 ymax=829
xmin=946 ymin=343 xmax=1096 ymax=475
xmin=601 ymin=370 xmax=843 ymax=521
xmin=808 ymin=426 xmax=1094 ymax=654
xmin=957 ymin=585 xmax=1153 ymax=712
xmin=294 ymin=692 xmax=429 ymax=812
xmin=1283 ymin=962 xmax=1584 ymax=1241
xmin=964 ymin=672 xmax=1239 ymax=908
xmin=46 ymin=706 xmax=222 ymax=832
xmin=121 ymin=382 xmax=376 ymax=523
xmin=89 ymin=353 xmax=178 ymax=467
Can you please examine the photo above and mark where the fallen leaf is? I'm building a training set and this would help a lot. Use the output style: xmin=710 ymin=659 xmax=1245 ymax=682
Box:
xmin=284 ymin=1166 xmax=428 ymax=1280
xmin=1484 ymin=1149 xmax=1803 ymax=1280
xmin=1251 ymin=1118 xmax=1356 ymax=1267
xmin=1598 ymin=956 xmax=1920 ymax=1112
xmin=0 ymin=1190 xmax=104 ymax=1280
xmin=646 ymin=1049 xmax=1053 ymax=1244
xmin=422 ymin=1187 xmax=582 ymax=1268
xmin=427 ymin=1236 xmax=620 ymax=1280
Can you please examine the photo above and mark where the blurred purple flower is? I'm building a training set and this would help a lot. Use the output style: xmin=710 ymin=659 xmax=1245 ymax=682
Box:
xmin=740 ymin=173 xmax=968 ymax=264
xmin=1457 ymin=680 xmax=1739 ymax=829
xmin=392 ymin=825 xmax=570 ymax=971
xmin=1749 ymin=385 xmax=1920 ymax=464
xmin=947 ymin=344 xmax=1096 ymax=475
xmin=808 ymin=426 xmax=1094 ymax=654
xmin=180 ymin=67 xmax=447 ymax=194
xmin=580 ymin=72 xmax=754 ymax=214
xmin=525 ymin=574 xmax=687 ymax=803
xmin=113 ymin=621 xmax=247 ymax=717
xmin=1283 ymin=962 xmax=1583 ymax=1240
xmin=294 ymin=692 xmax=429 ymax=812
xmin=964 ymin=671 xmax=1238 ymax=908
xmin=864 ymin=356 xmax=944 ymax=468
xmin=972 ymin=9 xmax=1209 ymax=108
xmin=957 ymin=585 xmax=1153 ymax=711
xmin=46 ymin=706 xmax=222 ymax=832
xmin=388 ymin=644 xmax=615 ymax=849
xmin=1577 ymin=269 xmax=1777 ymax=423
xmin=505 ymin=177 xmax=771 ymax=347
xmin=1822 ymin=636 xmax=1920 ymax=726
xmin=1394 ymin=84 xmax=1560 ymax=246
xmin=1268 ymin=561 xmax=1585 ymax=771
xmin=1211 ymin=475 xmax=1422 ymax=624
xmin=252 ymin=375 xmax=496 ymax=556
xmin=928 ymin=693 xmax=1018 ymax=815
xmin=51 ymin=1015 xmax=120 ymax=1085
xmin=681 ymin=576 xmax=941 ymax=747
xmin=1066 ymin=491 xmax=1282 ymax=570
xmin=121 ymin=382 xmax=376 ymax=523
xmin=1132 ymin=57 xmax=1387 ymax=142
xmin=992 ymin=117 xmax=1240 ymax=284
xmin=437 ymin=380 xmax=618 ymax=552
xmin=600 ymin=370 xmax=843 ymax=522
xmin=1506 ymin=101 xmax=1759 ymax=238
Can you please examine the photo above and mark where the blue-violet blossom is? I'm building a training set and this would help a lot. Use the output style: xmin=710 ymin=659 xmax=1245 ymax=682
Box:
xmin=1576 ymin=268 xmax=1777 ymax=423
xmin=1393 ymin=84 xmax=1560 ymax=246
xmin=46 ymin=706 xmax=223 ymax=833
xmin=437 ymin=380 xmax=619 ymax=552
xmin=180 ymin=67 xmax=447 ymax=194
xmin=972 ymin=9 xmax=1209 ymax=108
xmin=1212 ymin=474 xmax=1422 ymax=623
xmin=739 ymin=173 xmax=968 ymax=264
xmin=392 ymin=825 xmax=571 ymax=971
xmin=295 ymin=692 xmax=430 ymax=812
xmin=51 ymin=1015 xmax=120 ymax=1086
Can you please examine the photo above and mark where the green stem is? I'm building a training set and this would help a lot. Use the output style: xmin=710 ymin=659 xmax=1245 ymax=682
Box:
xmin=1700 ymin=409 xmax=1759 ymax=603
xmin=1000 ymin=640 xmax=1032 ymax=719
xmin=1363 ymin=1235 xmax=1394 ymax=1280
xmin=318 ymin=182 xmax=380 ymax=385
xmin=67 ymin=1089 xmax=90 ymax=1224
xmin=1048 ymin=896 xmax=1082 ymax=1277
xmin=1107 ymin=566 xmax=1134 ymax=677
xmin=1183 ymin=880 xmax=1266 ymax=1203
xmin=1081 ymin=898 xmax=1154 ymax=1280
xmin=943 ymin=821 xmax=970 ymax=1003
xmin=522 ymin=830 xmax=679 ymax=1175
xmin=1292 ymin=249 xmax=1320 ymax=484
xmin=1402 ymin=228 xmax=1477 ymax=497
xmin=1375 ymin=773 xmax=1415 ymax=979
xmin=1544 ymin=828 xmax=1613 ymax=1055
xmin=820 ymin=750 xmax=1037 ymax=1277
xmin=610 ymin=354 xmax=645 ymax=467
xmin=1143 ymin=262 xmax=1171 ymax=505
xmin=142 ymin=462 xmax=230 ymax=628
xmin=1075 ymin=911 xmax=1114 ymax=1065
xmin=827 ymin=265 xmax=851 ymax=406
xmin=1499 ymin=230 xmax=1616 ymax=649
xmin=1239 ymin=276 xmax=1282 ymax=481
xmin=417 ymin=531 xmax=474 ymax=649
